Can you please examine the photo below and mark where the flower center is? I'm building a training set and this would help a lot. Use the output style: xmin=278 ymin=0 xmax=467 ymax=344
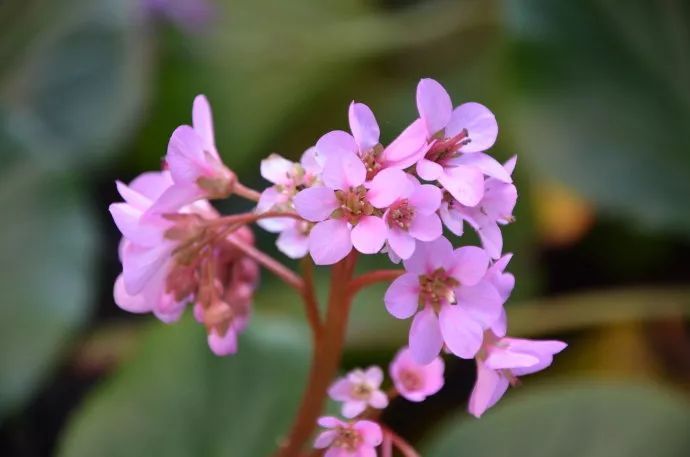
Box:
xmin=425 ymin=128 xmax=470 ymax=165
xmin=387 ymin=199 xmax=415 ymax=230
xmin=334 ymin=185 xmax=375 ymax=224
xmin=418 ymin=268 xmax=459 ymax=309
xmin=360 ymin=144 xmax=384 ymax=180
xmin=351 ymin=382 xmax=373 ymax=400
xmin=333 ymin=426 xmax=362 ymax=451
xmin=398 ymin=369 xmax=423 ymax=391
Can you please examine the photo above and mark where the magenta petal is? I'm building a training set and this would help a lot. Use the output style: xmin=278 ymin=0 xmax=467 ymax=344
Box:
xmin=485 ymin=348 xmax=540 ymax=370
xmin=113 ymin=274 xmax=152 ymax=313
xmin=491 ymin=309 xmax=508 ymax=337
xmin=116 ymin=181 xmax=150 ymax=210
xmin=504 ymin=155 xmax=517 ymax=175
xmin=192 ymin=94 xmax=215 ymax=153
xmin=351 ymin=216 xmax=386 ymax=254
xmin=416 ymin=78 xmax=452 ymax=136
xmin=342 ymin=401 xmax=367 ymax=418
xmin=294 ymin=187 xmax=339 ymax=222
xmin=439 ymin=203 xmax=464 ymax=236
xmin=355 ymin=420 xmax=383 ymax=446
xmin=328 ymin=378 xmax=353 ymax=401
xmin=382 ymin=118 xmax=428 ymax=169
xmin=387 ymin=228 xmax=416 ymax=260
xmin=128 ymin=171 xmax=174 ymax=201
xmin=456 ymin=281 xmax=503 ymax=327
xmin=166 ymin=125 xmax=206 ymax=184
xmin=367 ymin=168 xmax=414 ymax=208
xmin=508 ymin=338 xmax=567 ymax=376
xmin=145 ymin=183 xmax=203 ymax=216
xmin=322 ymin=152 xmax=366 ymax=190
xmin=309 ymin=219 xmax=352 ymax=265
xmin=478 ymin=222 xmax=503 ymax=260
xmin=468 ymin=361 xmax=509 ymax=417
xmin=317 ymin=416 xmax=343 ymax=428
xmin=314 ymin=430 xmax=337 ymax=449
xmin=384 ymin=273 xmax=420 ymax=319
xmin=438 ymin=165 xmax=484 ymax=206
xmin=316 ymin=130 xmax=357 ymax=162
xmin=349 ymin=102 xmax=380 ymax=152
xmin=451 ymin=246 xmax=490 ymax=286
xmin=122 ymin=243 xmax=170 ymax=295
xmin=409 ymin=184 xmax=442 ymax=214
xmin=452 ymin=152 xmax=512 ymax=183
xmin=403 ymin=236 xmax=454 ymax=274
xmin=109 ymin=203 xmax=159 ymax=246
xmin=208 ymin=328 xmax=238 ymax=356
xmin=446 ymin=102 xmax=498 ymax=153
xmin=409 ymin=213 xmax=442 ymax=242
xmin=439 ymin=304 xmax=483 ymax=359
xmin=409 ymin=307 xmax=444 ymax=364
xmin=416 ymin=158 xmax=444 ymax=181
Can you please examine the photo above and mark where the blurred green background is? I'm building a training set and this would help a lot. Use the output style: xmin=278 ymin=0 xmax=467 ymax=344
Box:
xmin=1 ymin=0 xmax=689 ymax=455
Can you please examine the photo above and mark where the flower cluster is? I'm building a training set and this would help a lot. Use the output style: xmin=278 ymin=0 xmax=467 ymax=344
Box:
xmin=109 ymin=79 xmax=566 ymax=456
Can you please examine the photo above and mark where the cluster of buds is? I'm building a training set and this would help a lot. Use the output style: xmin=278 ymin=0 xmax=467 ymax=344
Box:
xmin=109 ymin=79 xmax=566 ymax=456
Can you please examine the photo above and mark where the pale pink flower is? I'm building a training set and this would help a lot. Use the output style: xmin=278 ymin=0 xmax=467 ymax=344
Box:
xmin=293 ymin=153 xmax=412 ymax=264
xmin=382 ymin=176 xmax=443 ymax=260
xmin=389 ymin=347 xmax=444 ymax=402
xmin=314 ymin=417 xmax=382 ymax=457
xmin=414 ymin=78 xmax=511 ymax=206
xmin=484 ymin=254 xmax=515 ymax=337
xmin=469 ymin=332 xmax=567 ymax=417
xmin=439 ymin=156 xmax=517 ymax=259
xmin=328 ymin=366 xmax=389 ymax=418
xmin=152 ymin=95 xmax=235 ymax=213
xmin=384 ymin=237 xmax=502 ymax=364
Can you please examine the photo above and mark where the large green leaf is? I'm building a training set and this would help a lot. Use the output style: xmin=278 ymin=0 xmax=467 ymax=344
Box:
xmin=424 ymin=382 xmax=690 ymax=457
xmin=0 ymin=166 xmax=98 ymax=420
xmin=503 ymin=0 xmax=690 ymax=234
xmin=58 ymin=316 xmax=310 ymax=457
xmin=0 ymin=0 xmax=149 ymax=170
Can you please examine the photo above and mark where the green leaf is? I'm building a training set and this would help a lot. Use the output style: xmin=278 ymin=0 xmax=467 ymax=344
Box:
xmin=0 ymin=165 xmax=98 ymax=420
xmin=57 ymin=316 xmax=310 ymax=457
xmin=0 ymin=0 xmax=149 ymax=170
xmin=423 ymin=381 xmax=690 ymax=457
xmin=503 ymin=0 xmax=690 ymax=235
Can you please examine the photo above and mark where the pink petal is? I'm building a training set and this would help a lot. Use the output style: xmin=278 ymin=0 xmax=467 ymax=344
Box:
xmin=455 ymin=281 xmax=503 ymax=327
xmin=485 ymin=348 xmax=540 ymax=370
xmin=316 ymin=130 xmax=357 ymax=162
xmin=256 ymin=188 xmax=292 ymax=232
xmin=367 ymin=168 xmax=414 ymax=208
xmin=128 ymin=171 xmax=174 ymax=201
xmin=113 ymin=274 xmax=152 ymax=313
xmin=145 ymin=183 xmax=203 ymax=216
xmin=317 ymin=416 xmax=344 ymax=428
xmin=309 ymin=219 xmax=352 ymax=265
xmin=446 ymin=102 xmax=498 ymax=153
xmin=478 ymin=222 xmax=503 ymax=260
xmin=364 ymin=366 xmax=384 ymax=386
xmin=115 ymin=181 xmax=151 ymax=210
xmin=192 ymin=94 xmax=215 ymax=153
xmin=322 ymin=152 xmax=366 ymax=190
xmin=408 ymin=184 xmax=442 ymax=214
xmin=403 ymin=236 xmax=455 ymax=275
xmin=387 ymin=228 xmax=416 ymax=260
xmin=507 ymin=338 xmax=567 ymax=376
xmin=504 ymin=155 xmax=517 ymax=175
xmin=349 ymin=102 xmax=380 ymax=152
xmin=293 ymin=186 xmax=339 ymax=222
xmin=351 ymin=216 xmax=386 ymax=254
xmin=409 ymin=307 xmax=444 ymax=364
xmin=491 ymin=309 xmax=508 ymax=337
xmin=109 ymin=203 xmax=161 ymax=246
xmin=166 ymin=125 xmax=207 ymax=184
xmin=384 ymin=273 xmax=420 ymax=319
xmin=208 ymin=328 xmax=238 ymax=356
xmin=468 ymin=360 xmax=509 ymax=418
xmin=276 ymin=228 xmax=309 ymax=259
xmin=439 ymin=304 xmax=483 ymax=359
xmin=354 ymin=421 xmax=383 ymax=446
xmin=438 ymin=165 xmax=484 ymax=206
xmin=300 ymin=146 xmax=322 ymax=175
xmin=260 ymin=154 xmax=294 ymax=184
xmin=342 ymin=401 xmax=367 ymax=418
xmin=382 ymin=118 xmax=428 ymax=169
xmin=452 ymin=152 xmax=512 ymax=183
xmin=409 ymin=213 xmax=442 ymax=241
xmin=314 ymin=430 xmax=338 ymax=449
xmin=416 ymin=78 xmax=452 ymax=136
xmin=368 ymin=390 xmax=389 ymax=409
xmin=439 ymin=202 xmax=464 ymax=236
xmin=450 ymin=246 xmax=489 ymax=286
xmin=416 ymin=158 xmax=444 ymax=181
xmin=121 ymin=243 xmax=170 ymax=295
xmin=328 ymin=378 xmax=354 ymax=401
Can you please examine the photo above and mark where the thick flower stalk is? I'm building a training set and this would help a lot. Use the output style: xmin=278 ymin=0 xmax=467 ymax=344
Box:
xmin=109 ymin=79 xmax=566 ymax=456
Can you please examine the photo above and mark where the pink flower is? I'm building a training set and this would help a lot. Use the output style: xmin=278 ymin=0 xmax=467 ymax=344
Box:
xmin=439 ymin=156 xmax=517 ymax=259
xmin=484 ymin=254 xmax=515 ymax=337
xmin=382 ymin=176 xmax=443 ymax=260
xmin=389 ymin=347 xmax=444 ymax=402
xmin=314 ymin=417 xmax=382 ymax=457
xmin=256 ymin=148 xmax=321 ymax=258
xmin=153 ymin=95 xmax=235 ymax=213
xmin=468 ymin=332 xmax=567 ymax=417
xmin=293 ymin=153 xmax=412 ymax=264
xmin=414 ymin=78 xmax=511 ymax=206
xmin=384 ymin=237 xmax=502 ymax=364
xmin=328 ymin=366 xmax=389 ymax=418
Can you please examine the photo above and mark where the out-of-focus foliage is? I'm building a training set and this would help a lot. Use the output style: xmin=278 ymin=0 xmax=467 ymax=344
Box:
xmin=504 ymin=0 xmax=690 ymax=235
xmin=58 ymin=317 xmax=309 ymax=457
xmin=423 ymin=382 xmax=690 ymax=457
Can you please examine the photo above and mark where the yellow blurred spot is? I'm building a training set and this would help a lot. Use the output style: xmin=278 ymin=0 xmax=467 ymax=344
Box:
xmin=533 ymin=182 xmax=594 ymax=247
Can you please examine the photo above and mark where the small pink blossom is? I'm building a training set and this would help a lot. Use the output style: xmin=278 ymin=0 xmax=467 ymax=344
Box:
xmin=389 ymin=347 xmax=444 ymax=402
xmin=468 ymin=332 xmax=567 ymax=417
xmin=314 ymin=417 xmax=382 ymax=457
xmin=294 ymin=153 xmax=412 ymax=264
xmin=384 ymin=237 xmax=502 ymax=364
xmin=484 ymin=254 xmax=515 ymax=337
xmin=328 ymin=366 xmax=389 ymax=418
xmin=414 ymin=78 xmax=511 ymax=206
xmin=440 ymin=156 xmax=517 ymax=259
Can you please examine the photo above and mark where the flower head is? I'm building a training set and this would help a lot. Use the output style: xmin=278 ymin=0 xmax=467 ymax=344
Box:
xmin=384 ymin=237 xmax=502 ymax=363
xmin=389 ymin=347 xmax=444 ymax=402
xmin=328 ymin=366 xmax=389 ymax=418
xmin=314 ymin=417 xmax=382 ymax=457
xmin=468 ymin=332 xmax=567 ymax=417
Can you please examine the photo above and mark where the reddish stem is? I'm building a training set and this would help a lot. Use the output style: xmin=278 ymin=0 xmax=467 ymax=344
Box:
xmin=383 ymin=426 xmax=420 ymax=457
xmin=300 ymin=258 xmax=322 ymax=336
xmin=208 ymin=210 xmax=301 ymax=228
xmin=349 ymin=269 xmax=404 ymax=296
xmin=224 ymin=237 xmax=303 ymax=291
xmin=233 ymin=181 xmax=262 ymax=202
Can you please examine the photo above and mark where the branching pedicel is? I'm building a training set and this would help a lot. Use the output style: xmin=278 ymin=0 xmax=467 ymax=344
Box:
xmin=110 ymin=78 xmax=566 ymax=456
